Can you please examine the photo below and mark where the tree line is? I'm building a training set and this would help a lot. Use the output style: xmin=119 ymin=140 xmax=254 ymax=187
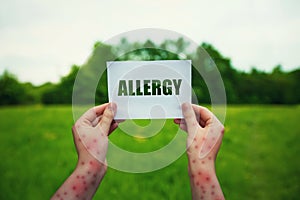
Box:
xmin=0 ymin=38 xmax=299 ymax=105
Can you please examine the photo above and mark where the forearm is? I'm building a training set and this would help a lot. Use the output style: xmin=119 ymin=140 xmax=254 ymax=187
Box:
xmin=51 ymin=158 xmax=106 ymax=200
xmin=188 ymin=158 xmax=225 ymax=200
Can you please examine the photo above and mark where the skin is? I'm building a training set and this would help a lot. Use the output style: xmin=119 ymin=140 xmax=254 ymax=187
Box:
xmin=51 ymin=103 xmax=118 ymax=200
xmin=52 ymin=103 xmax=225 ymax=200
xmin=174 ymin=103 xmax=225 ymax=200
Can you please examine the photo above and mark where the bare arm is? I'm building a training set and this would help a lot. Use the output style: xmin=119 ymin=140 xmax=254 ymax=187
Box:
xmin=175 ymin=103 xmax=225 ymax=200
xmin=51 ymin=103 xmax=118 ymax=200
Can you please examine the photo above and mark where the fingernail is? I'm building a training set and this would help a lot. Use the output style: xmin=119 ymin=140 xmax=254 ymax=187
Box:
xmin=108 ymin=102 xmax=117 ymax=112
xmin=182 ymin=102 xmax=189 ymax=111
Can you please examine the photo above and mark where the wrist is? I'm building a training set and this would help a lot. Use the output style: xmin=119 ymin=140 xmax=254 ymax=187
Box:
xmin=76 ymin=158 xmax=107 ymax=178
xmin=188 ymin=157 xmax=216 ymax=186
xmin=188 ymin=158 xmax=224 ymax=200
xmin=51 ymin=158 xmax=107 ymax=199
xmin=66 ymin=158 xmax=106 ymax=198
xmin=188 ymin=155 xmax=215 ymax=174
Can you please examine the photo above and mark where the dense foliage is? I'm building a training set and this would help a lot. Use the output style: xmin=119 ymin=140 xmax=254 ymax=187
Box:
xmin=0 ymin=39 xmax=299 ymax=105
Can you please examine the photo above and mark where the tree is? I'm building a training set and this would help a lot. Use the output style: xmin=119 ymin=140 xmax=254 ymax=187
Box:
xmin=42 ymin=65 xmax=79 ymax=104
xmin=0 ymin=70 xmax=27 ymax=105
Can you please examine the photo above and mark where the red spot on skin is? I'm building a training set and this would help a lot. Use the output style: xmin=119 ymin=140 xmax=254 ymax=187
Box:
xmin=192 ymin=159 xmax=196 ymax=163
xmin=206 ymin=176 xmax=210 ymax=181
xmin=87 ymin=146 xmax=90 ymax=150
xmin=212 ymin=185 xmax=215 ymax=189
xmin=82 ymin=134 xmax=86 ymax=138
xmin=191 ymin=174 xmax=195 ymax=178
xmin=196 ymin=181 xmax=200 ymax=186
xmin=212 ymin=137 xmax=216 ymax=141
xmin=97 ymin=151 xmax=100 ymax=155
xmin=83 ymin=181 xmax=86 ymax=185
xmin=211 ymin=191 xmax=215 ymax=195
xmin=78 ymin=138 xmax=81 ymax=142
xmin=87 ymin=171 xmax=91 ymax=174
xmin=221 ymin=128 xmax=225 ymax=134
xmin=76 ymin=194 xmax=79 ymax=198
xmin=72 ymin=186 xmax=77 ymax=190
xmin=202 ymin=137 xmax=206 ymax=141
xmin=64 ymin=192 xmax=67 ymax=195
xmin=93 ymin=174 xmax=97 ymax=178
xmin=200 ymin=196 xmax=204 ymax=200
xmin=101 ymin=133 xmax=104 ymax=137
xmin=84 ymin=187 xmax=88 ymax=191
xmin=198 ymin=172 xmax=202 ymax=175
xmin=76 ymin=175 xmax=80 ymax=179
xmin=93 ymin=139 xmax=97 ymax=143
xmin=203 ymin=190 xmax=206 ymax=194
xmin=195 ymin=145 xmax=198 ymax=149
xmin=56 ymin=194 xmax=60 ymax=197
xmin=208 ymin=156 xmax=212 ymax=160
xmin=193 ymin=138 xmax=197 ymax=141
xmin=201 ymin=160 xmax=205 ymax=164
xmin=200 ymin=185 xmax=204 ymax=190
xmin=81 ymin=175 xmax=85 ymax=179
xmin=89 ymin=161 xmax=93 ymax=165
xmin=91 ymin=181 xmax=95 ymax=186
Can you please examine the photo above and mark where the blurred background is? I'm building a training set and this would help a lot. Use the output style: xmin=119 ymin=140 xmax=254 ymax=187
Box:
xmin=0 ymin=0 xmax=299 ymax=199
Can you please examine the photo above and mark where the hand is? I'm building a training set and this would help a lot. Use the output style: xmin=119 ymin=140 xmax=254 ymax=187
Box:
xmin=174 ymin=103 xmax=225 ymax=200
xmin=72 ymin=102 xmax=118 ymax=165
xmin=51 ymin=103 xmax=119 ymax=200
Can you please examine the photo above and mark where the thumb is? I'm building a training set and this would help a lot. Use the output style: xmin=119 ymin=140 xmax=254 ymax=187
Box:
xmin=182 ymin=103 xmax=200 ymax=137
xmin=97 ymin=103 xmax=116 ymax=135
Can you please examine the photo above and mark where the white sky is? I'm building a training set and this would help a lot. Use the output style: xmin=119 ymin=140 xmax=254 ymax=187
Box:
xmin=0 ymin=0 xmax=299 ymax=85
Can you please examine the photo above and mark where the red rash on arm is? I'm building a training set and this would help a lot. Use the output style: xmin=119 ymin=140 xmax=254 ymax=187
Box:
xmin=51 ymin=156 xmax=106 ymax=200
xmin=189 ymin=159 xmax=224 ymax=200
xmin=187 ymin=128 xmax=225 ymax=200
xmin=51 ymin=103 xmax=118 ymax=200
xmin=178 ymin=103 xmax=225 ymax=200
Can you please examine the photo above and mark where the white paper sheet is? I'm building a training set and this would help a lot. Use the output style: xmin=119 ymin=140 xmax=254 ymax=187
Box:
xmin=107 ymin=60 xmax=191 ymax=119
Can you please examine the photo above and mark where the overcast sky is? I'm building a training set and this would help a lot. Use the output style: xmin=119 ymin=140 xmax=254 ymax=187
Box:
xmin=0 ymin=0 xmax=299 ymax=85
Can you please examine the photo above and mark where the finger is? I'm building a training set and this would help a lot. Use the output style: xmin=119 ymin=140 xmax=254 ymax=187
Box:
xmin=92 ymin=114 xmax=123 ymax=127
xmin=175 ymin=108 xmax=202 ymax=127
xmin=91 ymin=116 xmax=102 ymax=127
xmin=115 ymin=119 xmax=125 ymax=123
xmin=80 ymin=103 xmax=108 ymax=123
xmin=192 ymin=105 xmax=201 ymax=124
xmin=173 ymin=118 xmax=182 ymax=124
xmin=199 ymin=117 xmax=225 ymax=159
xmin=93 ymin=103 xmax=109 ymax=116
xmin=192 ymin=105 xmax=213 ymax=127
xmin=182 ymin=103 xmax=200 ymax=135
xmin=179 ymin=122 xmax=187 ymax=132
xmin=97 ymin=103 xmax=116 ymax=135
xmin=173 ymin=118 xmax=188 ymax=132
xmin=108 ymin=121 xmax=119 ymax=135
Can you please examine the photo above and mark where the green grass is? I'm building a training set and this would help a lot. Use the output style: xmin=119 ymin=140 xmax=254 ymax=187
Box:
xmin=0 ymin=105 xmax=299 ymax=199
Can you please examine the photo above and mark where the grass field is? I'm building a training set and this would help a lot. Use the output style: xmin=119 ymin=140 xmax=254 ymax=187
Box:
xmin=0 ymin=105 xmax=299 ymax=199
